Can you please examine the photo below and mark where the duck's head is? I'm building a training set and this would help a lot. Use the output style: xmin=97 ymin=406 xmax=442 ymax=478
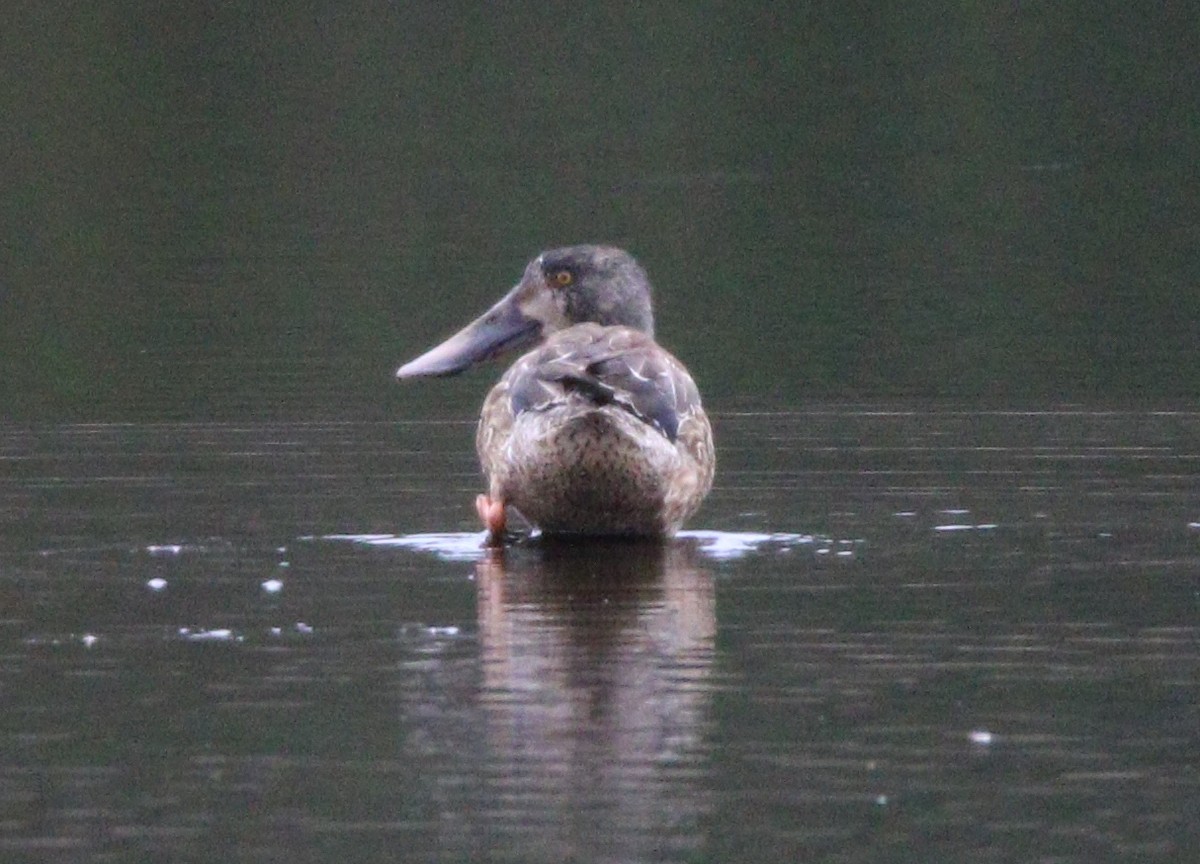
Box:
xmin=396 ymin=245 xmax=654 ymax=379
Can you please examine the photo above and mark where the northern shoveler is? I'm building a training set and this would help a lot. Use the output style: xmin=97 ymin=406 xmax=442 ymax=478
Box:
xmin=396 ymin=245 xmax=714 ymax=540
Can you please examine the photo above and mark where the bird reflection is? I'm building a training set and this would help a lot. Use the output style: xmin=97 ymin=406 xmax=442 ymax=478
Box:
xmin=474 ymin=539 xmax=715 ymax=862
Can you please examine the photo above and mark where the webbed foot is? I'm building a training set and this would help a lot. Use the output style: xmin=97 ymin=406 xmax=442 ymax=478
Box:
xmin=475 ymin=494 xmax=507 ymax=545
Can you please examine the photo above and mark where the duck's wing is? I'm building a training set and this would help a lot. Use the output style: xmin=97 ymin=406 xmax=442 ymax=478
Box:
xmin=505 ymin=324 xmax=703 ymax=444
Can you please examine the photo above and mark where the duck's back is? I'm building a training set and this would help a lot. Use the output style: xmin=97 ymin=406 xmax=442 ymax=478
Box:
xmin=477 ymin=324 xmax=713 ymax=535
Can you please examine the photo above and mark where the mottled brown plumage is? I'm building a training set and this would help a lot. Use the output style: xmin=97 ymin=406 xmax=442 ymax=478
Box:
xmin=397 ymin=245 xmax=714 ymax=539
xmin=478 ymin=323 xmax=713 ymax=534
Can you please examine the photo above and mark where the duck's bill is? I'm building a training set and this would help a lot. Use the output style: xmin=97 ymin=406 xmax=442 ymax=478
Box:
xmin=396 ymin=289 xmax=542 ymax=379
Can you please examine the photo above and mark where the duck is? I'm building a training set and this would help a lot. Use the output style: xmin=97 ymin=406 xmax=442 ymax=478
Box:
xmin=396 ymin=245 xmax=714 ymax=541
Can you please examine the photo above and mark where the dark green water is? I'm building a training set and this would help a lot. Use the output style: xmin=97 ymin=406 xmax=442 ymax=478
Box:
xmin=2 ymin=2 xmax=1197 ymax=419
xmin=2 ymin=3 xmax=1198 ymax=861
xmin=3 ymin=411 xmax=1198 ymax=862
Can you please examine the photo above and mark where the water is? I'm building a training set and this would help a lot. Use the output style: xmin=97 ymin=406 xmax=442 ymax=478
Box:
xmin=4 ymin=4 xmax=1197 ymax=418
xmin=2 ymin=409 xmax=1196 ymax=862
xmin=3 ymin=2 xmax=1197 ymax=859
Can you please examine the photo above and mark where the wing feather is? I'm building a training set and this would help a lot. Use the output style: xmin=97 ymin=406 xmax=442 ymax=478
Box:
xmin=503 ymin=324 xmax=701 ymax=443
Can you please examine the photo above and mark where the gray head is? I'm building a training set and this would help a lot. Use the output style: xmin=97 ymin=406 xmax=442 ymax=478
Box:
xmin=397 ymin=245 xmax=654 ymax=378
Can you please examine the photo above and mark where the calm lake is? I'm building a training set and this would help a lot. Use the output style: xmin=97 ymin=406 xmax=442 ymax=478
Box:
xmin=3 ymin=409 xmax=1196 ymax=862
xmin=4 ymin=1 xmax=1198 ymax=860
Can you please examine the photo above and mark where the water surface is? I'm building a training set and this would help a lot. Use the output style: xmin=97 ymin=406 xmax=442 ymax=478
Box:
xmin=2 ymin=408 xmax=1196 ymax=862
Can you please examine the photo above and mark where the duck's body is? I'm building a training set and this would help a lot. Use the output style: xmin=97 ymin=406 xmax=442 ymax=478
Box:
xmin=397 ymin=245 xmax=713 ymax=540
xmin=478 ymin=322 xmax=713 ymax=535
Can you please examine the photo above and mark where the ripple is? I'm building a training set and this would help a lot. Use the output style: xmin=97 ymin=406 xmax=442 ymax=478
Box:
xmin=677 ymin=530 xmax=820 ymax=560
xmin=315 ymin=532 xmax=489 ymax=561
xmin=312 ymin=530 xmax=851 ymax=562
xmin=177 ymin=627 xmax=244 ymax=643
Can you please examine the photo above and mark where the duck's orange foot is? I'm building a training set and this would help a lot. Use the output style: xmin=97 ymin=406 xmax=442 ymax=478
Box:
xmin=475 ymin=493 xmax=507 ymax=544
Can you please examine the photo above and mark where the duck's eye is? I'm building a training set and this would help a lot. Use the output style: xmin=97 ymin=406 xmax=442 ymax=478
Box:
xmin=551 ymin=269 xmax=574 ymax=287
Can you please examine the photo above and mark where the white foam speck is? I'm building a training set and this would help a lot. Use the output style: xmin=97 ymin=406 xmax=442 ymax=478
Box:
xmin=179 ymin=627 xmax=243 ymax=643
xmin=146 ymin=544 xmax=183 ymax=556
